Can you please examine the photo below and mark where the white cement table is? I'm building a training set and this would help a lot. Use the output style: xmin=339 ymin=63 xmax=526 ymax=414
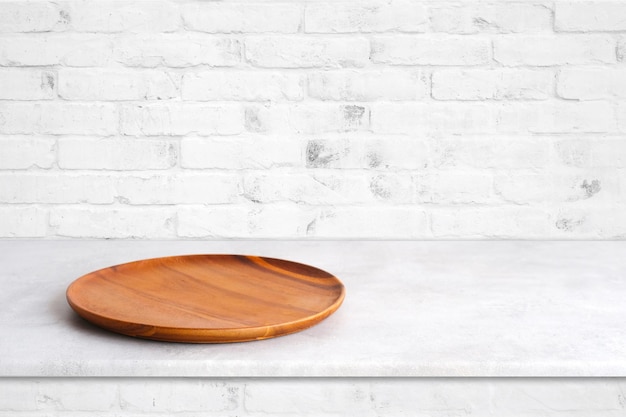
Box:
xmin=1 ymin=240 xmax=626 ymax=415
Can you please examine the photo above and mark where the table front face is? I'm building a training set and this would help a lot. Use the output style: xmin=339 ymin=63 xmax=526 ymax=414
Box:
xmin=2 ymin=240 xmax=626 ymax=377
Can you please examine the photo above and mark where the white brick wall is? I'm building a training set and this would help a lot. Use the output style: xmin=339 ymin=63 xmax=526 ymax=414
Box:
xmin=1 ymin=0 xmax=626 ymax=239
xmin=1 ymin=377 xmax=625 ymax=416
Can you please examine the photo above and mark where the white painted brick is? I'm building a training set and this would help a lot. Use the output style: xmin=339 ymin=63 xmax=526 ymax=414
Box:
xmin=431 ymin=207 xmax=551 ymax=238
xmin=0 ymin=69 xmax=55 ymax=100
xmin=0 ymin=103 xmax=117 ymax=135
xmin=120 ymin=104 xmax=243 ymax=136
xmin=551 ymin=208 xmax=597 ymax=236
xmin=245 ymin=380 xmax=375 ymax=414
xmin=250 ymin=104 xmax=329 ymax=134
xmin=177 ymin=206 xmax=248 ymax=238
xmin=50 ymin=207 xmax=175 ymax=238
xmin=308 ymin=69 xmax=428 ymax=101
xmin=620 ymin=103 xmax=626 ymax=133
xmin=553 ymin=207 xmax=626 ymax=238
xmin=0 ymin=174 xmax=115 ymax=204
xmin=34 ymin=379 xmax=118 ymax=411
xmin=58 ymin=138 xmax=176 ymax=170
xmin=558 ymin=68 xmax=626 ymax=99
xmin=368 ymin=379 xmax=493 ymax=416
xmin=245 ymin=36 xmax=369 ymax=68
xmin=371 ymin=103 xmax=497 ymax=134
xmin=432 ymin=137 xmax=550 ymax=170
xmin=181 ymin=137 xmax=301 ymax=169
xmin=590 ymin=137 xmax=626 ymax=168
xmin=493 ymin=379 xmax=626 ymax=412
xmin=556 ymin=2 xmax=626 ymax=32
xmin=67 ymin=1 xmax=180 ymax=33
xmin=305 ymin=1 xmax=427 ymax=33
xmin=0 ymin=207 xmax=47 ymax=237
xmin=0 ymin=35 xmax=113 ymax=67
xmin=0 ymin=137 xmax=55 ymax=169
xmin=246 ymin=205 xmax=319 ymax=238
xmin=0 ymin=379 xmax=39 ymax=410
xmin=371 ymin=35 xmax=491 ymax=65
xmin=305 ymin=137 xmax=429 ymax=170
xmin=554 ymin=138 xmax=592 ymax=168
xmin=289 ymin=104 xmax=369 ymax=134
xmin=494 ymin=35 xmax=616 ymax=66
xmin=113 ymin=35 xmax=240 ymax=68
xmin=498 ymin=102 xmax=616 ymax=134
xmin=58 ymin=69 xmax=178 ymax=101
xmin=182 ymin=71 xmax=303 ymax=101
xmin=432 ymin=69 xmax=553 ymax=101
xmin=304 ymin=138 xmax=370 ymax=169
xmin=243 ymin=171 xmax=379 ymax=205
xmin=311 ymin=206 xmax=429 ymax=238
xmin=555 ymin=138 xmax=626 ymax=169
xmin=243 ymin=104 xmax=370 ymax=135
xmin=183 ymin=3 xmax=301 ymax=33
xmin=0 ymin=104 xmax=41 ymax=134
xmin=41 ymin=103 xmax=118 ymax=135
xmin=416 ymin=171 xmax=494 ymax=204
xmin=368 ymin=173 xmax=415 ymax=203
xmin=494 ymin=170 xmax=617 ymax=204
xmin=0 ymin=2 xmax=65 ymax=32
xmin=119 ymin=380 xmax=239 ymax=412
xmin=619 ymin=36 xmax=626 ymax=62
xmin=242 ymin=104 xmax=280 ymax=133
xmin=569 ymin=172 xmax=621 ymax=204
xmin=117 ymin=173 xmax=242 ymax=205
xmin=243 ymin=172 xmax=325 ymax=204
xmin=430 ymin=3 xmax=552 ymax=34
xmin=177 ymin=205 xmax=316 ymax=238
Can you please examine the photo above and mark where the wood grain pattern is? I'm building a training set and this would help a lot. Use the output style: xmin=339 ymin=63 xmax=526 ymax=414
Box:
xmin=66 ymin=255 xmax=345 ymax=343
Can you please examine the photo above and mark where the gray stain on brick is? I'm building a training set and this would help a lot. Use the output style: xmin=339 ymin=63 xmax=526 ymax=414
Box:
xmin=306 ymin=140 xmax=338 ymax=168
xmin=37 ymin=394 xmax=58 ymax=406
xmin=342 ymin=105 xmax=365 ymax=123
xmin=227 ymin=386 xmax=239 ymax=409
xmin=58 ymin=10 xmax=71 ymax=24
xmin=473 ymin=17 xmax=498 ymax=31
xmin=45 ymin=73 xmax=54 ymax=90
xmin=41 ymin=73 xmax=54 ymax=91
xmin=243 ymin=178 xmax=262 ymax=203
xmin=581 ymin=179 xmax=601 ymax=198
xmin=167 ymin=143 xmax=178 ymax=167
xmin=556 ymin=218 xmax=583 ymax=232
xmin=306 ymin=141 xmax=322 ymax=165
xmin=367 ymin=151 xmax=382 ymax=168
xmin=370 ymin=175 xmax=392 ymax=199
xmin=245 ymin=107 xmax=264 ymax=133
xmin=370 ymin=40 xmax=385 ymax=57
xmin=306 ymin=218 xmax=317 ymax=235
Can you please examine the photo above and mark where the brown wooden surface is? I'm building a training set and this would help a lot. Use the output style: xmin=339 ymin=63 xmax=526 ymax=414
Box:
xmin=66 ymin=254 xmax=345 ymax=343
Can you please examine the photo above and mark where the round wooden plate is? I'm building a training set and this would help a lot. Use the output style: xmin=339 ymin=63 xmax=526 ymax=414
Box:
xmin=66 ymin=255 xmax=345 ymax=343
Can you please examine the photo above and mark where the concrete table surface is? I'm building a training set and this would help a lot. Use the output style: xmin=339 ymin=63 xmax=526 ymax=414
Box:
xmin=1 ymin=240 xmax=625 ymax=377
